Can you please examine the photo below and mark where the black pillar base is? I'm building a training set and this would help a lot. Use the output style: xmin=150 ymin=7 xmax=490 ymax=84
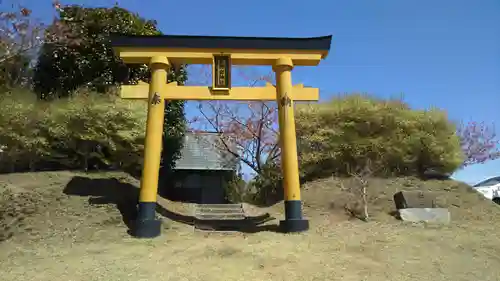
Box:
xmin=132 ymin=219 xmax=162 ymax=238
xmin=132 ymin=202 xmax=161 ymax=238
xmin=279 ymin=219 xmax=309 ymax=233
xmin=281 ymin=200 xmax=309 ymax=233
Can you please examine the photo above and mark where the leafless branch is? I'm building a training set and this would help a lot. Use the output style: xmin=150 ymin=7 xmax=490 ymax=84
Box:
xmin=191 ymin=69 xmax=280 ymax=177
xmin=344 ymin=158 xmax=380 ymax=221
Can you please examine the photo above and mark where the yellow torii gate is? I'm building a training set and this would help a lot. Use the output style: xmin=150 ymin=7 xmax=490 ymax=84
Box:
xmin=111 ymin=34 xmax=332 ymax=238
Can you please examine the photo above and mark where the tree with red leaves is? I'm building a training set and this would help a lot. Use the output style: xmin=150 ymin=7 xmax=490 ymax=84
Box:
xmin=0 ymin=3 xmax=41 ymax=87
xmin=0 ymin=1 xmax=73 ymax=87
xmin=457 ymin=121 xmax=500 ymax=168
xmin=191 ymin=69 xmax=280 ymax=177
xmin=0 ymin=5 xmax=38 ymax=64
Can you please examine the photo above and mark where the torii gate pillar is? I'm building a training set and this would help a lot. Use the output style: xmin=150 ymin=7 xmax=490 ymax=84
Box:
xmin=134 ymin=56 xmax=170 ymax=238
xmin=273 ymin=57 xmax=308 ymax=231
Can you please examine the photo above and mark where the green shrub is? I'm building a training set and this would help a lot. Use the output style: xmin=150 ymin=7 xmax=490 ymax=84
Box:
xmin=0 ymin=90 xmax=51 ymax=171
xmin=223 ymin=176 xmax=247 ymax=203
xmin=295 ymin=94 xmax=464 ymax=180
xmin=49 ymin=88 xmax=148 ymax=172
xmin=245 ymin=163 xmax=284 ymax=206
xmin=0 ymin=89 xmax=147 ymax=173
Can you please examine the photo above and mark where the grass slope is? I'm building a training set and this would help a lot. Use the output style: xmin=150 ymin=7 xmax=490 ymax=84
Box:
xmin=1 ymin=171 xmax=500 ymax=281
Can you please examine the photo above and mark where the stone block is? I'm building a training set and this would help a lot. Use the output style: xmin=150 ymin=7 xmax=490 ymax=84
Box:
xmin=393 ymin=190 xmax=435 ymax=209
xmin=398 ymin=208 xmax=450 ymax=224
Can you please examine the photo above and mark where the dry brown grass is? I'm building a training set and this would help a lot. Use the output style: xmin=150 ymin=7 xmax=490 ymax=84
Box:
xmin=1 ymin=171 xmax=500 ymax=281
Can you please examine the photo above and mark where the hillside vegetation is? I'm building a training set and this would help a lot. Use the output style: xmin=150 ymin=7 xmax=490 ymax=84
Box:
xmin=296 ymin=94 xmax=464 ymax=179
xmin=0 ymin=89 xmax=147 ymax=174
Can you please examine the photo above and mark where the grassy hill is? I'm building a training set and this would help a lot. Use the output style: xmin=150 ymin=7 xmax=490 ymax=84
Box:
xmin=1 ymin=171 xmax=500 ymax=281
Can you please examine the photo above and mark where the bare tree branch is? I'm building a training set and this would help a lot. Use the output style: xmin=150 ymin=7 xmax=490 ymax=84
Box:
xmin=343 ymin=158 xmax=382 ymax=222
xmin=191 ymin=69 xmax=280 ymax=177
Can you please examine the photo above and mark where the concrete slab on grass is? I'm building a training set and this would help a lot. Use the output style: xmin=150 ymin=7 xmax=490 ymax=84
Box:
xmin=398 ymin=208 xmax=450 ymax=224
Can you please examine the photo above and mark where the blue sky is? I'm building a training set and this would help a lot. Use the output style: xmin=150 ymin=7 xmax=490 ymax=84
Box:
xmin=13 ymin=0 xmax=500 ymax=184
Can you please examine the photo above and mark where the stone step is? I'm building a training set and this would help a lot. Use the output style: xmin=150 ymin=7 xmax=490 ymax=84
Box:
xmin=195 ymin=208 xmax=242 ymax=214
xmin=196 ymin=204 xmax=243 ymax=209
xmin=196 ymin=207 xmax=243 ymax=213
xmin=193 ymin=203 xmax=246 ymax=222
xmin=195 ymin=214 xmax=245 ymax=220
xmin=197 ymin=204 xmax=242 ymax=208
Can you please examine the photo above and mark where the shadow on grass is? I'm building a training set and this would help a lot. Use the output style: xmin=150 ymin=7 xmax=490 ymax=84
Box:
xmin=63 ymin=176 xmax=141 ymax=233
xmin=63 ymin=176 xmax=281 ymax=234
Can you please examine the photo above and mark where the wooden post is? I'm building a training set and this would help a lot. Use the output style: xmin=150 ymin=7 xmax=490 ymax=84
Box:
xmin=134 ymin=56 xmax=169 ymax=238
xmin=273 ymin=57 xmax=309 ymax=233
